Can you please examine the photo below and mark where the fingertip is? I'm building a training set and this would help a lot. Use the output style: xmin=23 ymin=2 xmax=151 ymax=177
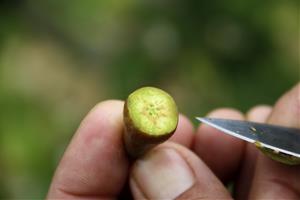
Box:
xmin=246 ymin=105 xmax=272 ymax=122
xmin=169 ymin=114 xmax=195 ymax=148
xmin=77 ymin=100 xmax=125 ymax=141
xmin=206 ymin=107 xmax=245 ymax=119
xmin=84 ymin=99 xmax=124 ymax=126
xmin=267 ymin=83 xmax=300 ymax=127
xmin=87 ymin=99 xmax=124 ymax=117
xmin=194 ymin=108 xmax=246 ymax=181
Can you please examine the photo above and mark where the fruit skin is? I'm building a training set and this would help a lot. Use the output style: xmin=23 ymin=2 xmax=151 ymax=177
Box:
xmin=123 ymin=87 xmax=178 ymax=158
xmin=255 ymin=142 xmax=300 ymax=165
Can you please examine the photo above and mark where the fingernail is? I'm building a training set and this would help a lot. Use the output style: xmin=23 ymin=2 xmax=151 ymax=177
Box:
xmin=132 ymin=148 xmax=195 ymax=199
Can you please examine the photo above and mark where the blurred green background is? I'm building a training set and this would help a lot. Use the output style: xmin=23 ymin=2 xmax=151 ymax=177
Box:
xmin=0 ymin=0 xmax=299 ymax=198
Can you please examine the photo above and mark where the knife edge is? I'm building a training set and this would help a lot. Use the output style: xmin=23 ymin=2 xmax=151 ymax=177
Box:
xmin=196 ymin=117 xmax=300 ymax=158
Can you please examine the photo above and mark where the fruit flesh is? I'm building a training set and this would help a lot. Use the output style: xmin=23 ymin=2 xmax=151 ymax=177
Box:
xmin=126 ymin=87 xmax=178 ymax=136
xmin=123 ymin=87 xmax=178 ymax=158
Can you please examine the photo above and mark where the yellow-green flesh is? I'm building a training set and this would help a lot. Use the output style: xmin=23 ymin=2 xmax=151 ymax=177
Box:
xmin=258 ymin=146 xmax=300 ymax=165
xmin=126 ymin=87 xmax=178 ymax=136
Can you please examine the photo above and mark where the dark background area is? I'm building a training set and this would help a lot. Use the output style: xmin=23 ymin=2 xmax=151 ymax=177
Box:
xmin=0 ymin=0 xmax=299 ymax=198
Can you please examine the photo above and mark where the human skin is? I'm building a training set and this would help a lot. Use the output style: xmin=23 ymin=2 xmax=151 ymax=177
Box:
xmin=47 ymin=83 xmax=300 ymax=199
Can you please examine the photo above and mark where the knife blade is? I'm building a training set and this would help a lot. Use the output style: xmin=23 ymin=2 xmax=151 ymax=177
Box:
xmin=196 ymin=117 xmax=300 ymax=158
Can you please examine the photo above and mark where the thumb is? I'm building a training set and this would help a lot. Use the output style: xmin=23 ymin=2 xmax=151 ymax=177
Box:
xmin=249 ymin=83 xmax=300 ymax=199
xmin=130 ymin=142 xmax=231 ymax=199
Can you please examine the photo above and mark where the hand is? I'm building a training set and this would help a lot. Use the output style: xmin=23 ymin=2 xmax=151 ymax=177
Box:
xmin=47 ymin=83 xmax=300 ymax=199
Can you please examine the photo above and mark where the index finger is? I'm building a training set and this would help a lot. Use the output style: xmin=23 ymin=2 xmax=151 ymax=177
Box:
xmin=47 ymin=100 xmax=129 ymax=199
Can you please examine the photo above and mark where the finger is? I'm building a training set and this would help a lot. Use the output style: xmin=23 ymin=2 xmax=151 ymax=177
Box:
xmin=193 ymin=108 xmax=246 ymax=181
xmin=130 ymin=142 xmax=232 ymax=199
xmin=235 ymin=105 xmax=272 ymax=200
xmin=249 ymin=83 xmax=300 ymax=199
xmin=268 ymin=83 xmax=300 ymax=128
xmin=168 ymin=114 xmax=195 ymax=148
xmin=246 ymin=105 xmax=273 ymax=123
xmin=47 ymin=100 xmax=129 ymax=199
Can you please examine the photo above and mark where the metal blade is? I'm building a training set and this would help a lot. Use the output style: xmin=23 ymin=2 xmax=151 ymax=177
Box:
xmin=196 ymin=117 xmax=300 ymax=158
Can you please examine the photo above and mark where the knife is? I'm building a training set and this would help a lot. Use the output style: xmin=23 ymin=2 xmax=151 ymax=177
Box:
xmin=196 ymin=117 xmax=300 ymax=158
